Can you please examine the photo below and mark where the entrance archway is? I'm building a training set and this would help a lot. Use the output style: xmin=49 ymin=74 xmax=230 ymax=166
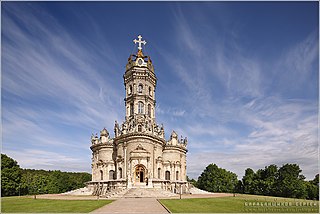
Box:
xmin=134 ymin=164 xmax=146 ymax=183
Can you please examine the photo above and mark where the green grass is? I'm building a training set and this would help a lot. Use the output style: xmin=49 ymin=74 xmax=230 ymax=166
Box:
xmin=1 ymin=196 xmax=113 ymax=213
xmin=160 ymin=194 xmax=319 ymax=213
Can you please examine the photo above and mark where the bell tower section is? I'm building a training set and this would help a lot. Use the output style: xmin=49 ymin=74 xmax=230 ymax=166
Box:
xmin=124 ymin=35 xmax=157 ymax=124
xmin=90 ymin=35 xmax=188 ymax=194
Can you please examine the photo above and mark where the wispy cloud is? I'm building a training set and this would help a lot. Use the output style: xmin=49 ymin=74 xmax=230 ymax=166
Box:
xmin=272 ymin=31 xmax=318 ymax=96
xmin=2 ymin=3 xmax=318 ymax=181
xmin=156 ymin=104 xmax=186 ymax=117
xmin=160 ymin=5 xmax=318 ymax=180
xmin=187 ymin=97 xmax=317 ymax=180
xmin=2 ymin=4 xmax=123 ymax=171
xmin=4 ymin=149 xmax=90 ymax=172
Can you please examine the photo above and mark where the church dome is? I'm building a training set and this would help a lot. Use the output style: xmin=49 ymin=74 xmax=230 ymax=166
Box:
xmin=125 ymin=35 xmax=154 ymax=73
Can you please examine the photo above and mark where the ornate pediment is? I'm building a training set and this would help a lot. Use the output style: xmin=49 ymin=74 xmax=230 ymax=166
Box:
xmin=135 ymin=144 xmax=146 ymax=151
xmin=130 ymin=143 xmax=150 ymax=159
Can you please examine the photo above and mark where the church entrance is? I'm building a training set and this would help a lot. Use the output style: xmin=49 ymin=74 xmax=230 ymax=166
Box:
xmin=134 ymin=164 xmax=146 ymax=183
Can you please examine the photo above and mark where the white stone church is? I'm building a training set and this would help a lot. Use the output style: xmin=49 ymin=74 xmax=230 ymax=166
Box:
xmin=87 ymin=35 xmax=188 ymax=196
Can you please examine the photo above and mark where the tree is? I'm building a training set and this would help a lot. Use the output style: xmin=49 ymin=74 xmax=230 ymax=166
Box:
xmin=20 ymin=169 xmax=91 ymax=195
xmin=247 ymin=165 xmax=278 ymax=196
xmin=1 ymin=154 xmax=92 ymax=196
xmin=241 ymin=164 xmax=314 ymax=199
xmin=1 ymin=154 xmax=22 ymax=196
xmin=276 ymin=164 xmax=307 ymax=199
xmin=187 ymin=176 xmax=197 ymax=186
xmin=306 ymin=174 xmax=319 ymax=200
xmin=242 ymin=168 xmax=255 ymax=194
xmin=261 ymin=164 xmax=278 ymax=196
xmin=235 ymin=180 xmax=244 ymax=193
xmin=197 ymin=164 xmax=238 ymax=193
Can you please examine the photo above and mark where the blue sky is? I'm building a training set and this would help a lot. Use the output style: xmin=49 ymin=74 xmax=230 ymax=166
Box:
xmin=2 ymin=2 xmax=318 ymax=180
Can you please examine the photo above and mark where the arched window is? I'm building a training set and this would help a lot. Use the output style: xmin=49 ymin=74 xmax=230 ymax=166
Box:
xmin=100 ymin=170 xmax=103 ymax=181
xmin=158 ymin=168 xmax=161 ymax=179
xmin=138 ymin=102 xmax=144 ymax=114
xmin=148 ymin=104 xmax=151 ymax=117
xmin=138 ymin=84 xmax=143 ymax=93
xmin=138 ymin=125 xmax=142 ymax=132
xmin=130 ymin=103 xmax=134 ymax=116
xmin=109 ymin=170 xmax=115 ymax=180
xmin=165 ymin=171 xmax=170 ymax=180
xmin=176 ymin=171 xmax=179 ymax=180
xmin=119 ymin=168 xmax=122 ymax=179
xmin=149 ymin=87 xmax=152 ymax=96
xmin=128 ymin=85 xmax=132 ymax=95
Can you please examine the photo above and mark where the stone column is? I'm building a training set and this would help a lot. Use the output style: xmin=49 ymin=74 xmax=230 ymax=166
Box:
xmin=124 ymin=143 xmax=127 ymax=179
xmin=153 ymin=145 xmax=155 ymax=179
xmin=127 ymin=159 xmax=132 ymax=188
xmin=147 ymin=157 xmax=152 ymax=187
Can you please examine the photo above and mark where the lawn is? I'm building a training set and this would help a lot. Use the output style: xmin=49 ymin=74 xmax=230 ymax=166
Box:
xmin=1 ymin=196 xmax=113 ymax=213
xmin=160 ymin=194 xmax=319 ymax=213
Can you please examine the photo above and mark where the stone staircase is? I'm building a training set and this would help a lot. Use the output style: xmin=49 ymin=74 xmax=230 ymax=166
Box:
xmin=124 ymin=187 xmax=177 ymax=198
xmin=61 ymin=187 xmax=93 ymax=195
xmin=61 ymin=186 xmax=178 ymax=198
xmin=189 ymin=187 xmax=214 ymax=194
xmin=102 ymin=188 xmax=130 ymax=199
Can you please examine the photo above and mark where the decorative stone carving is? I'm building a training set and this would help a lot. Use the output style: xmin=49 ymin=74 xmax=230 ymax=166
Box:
xmin=114 ymin=121 xmax=120 ymax=137
xmin=89 ymin=35 xmax=188 ymax=193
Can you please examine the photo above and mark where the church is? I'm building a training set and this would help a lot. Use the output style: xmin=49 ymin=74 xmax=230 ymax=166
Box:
xmin=88 ymin=35 xmax=188 ymax=196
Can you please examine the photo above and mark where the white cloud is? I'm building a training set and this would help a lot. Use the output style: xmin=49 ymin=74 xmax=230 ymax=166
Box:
xmin=284 ymin=31 xmax=318 ymax=75
xmin=162 ymin=8 xmax=318 ymax=181
xmin=2 ymin=3 xmax=317 ymax=182
xmin=187 ymin=97 xmax=318 ymax=180
xmin=2 ymin=4 xmax=123 ymax=127
xmin=273 ymin=31 xmax=318 ymax=94
xmin=4 ymin=149 xmax=90 ymax=172
xmin=2 ymin=4 xmax=123 ymax=171
xmin=156 ymin=104 xmax=186 ymax=118
xmin=215 ymin=50 xmax=262 ymax=98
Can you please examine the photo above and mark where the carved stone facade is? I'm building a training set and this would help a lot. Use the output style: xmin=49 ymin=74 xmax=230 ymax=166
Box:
xmin=88 ymin=36 xmax=188 ymax=195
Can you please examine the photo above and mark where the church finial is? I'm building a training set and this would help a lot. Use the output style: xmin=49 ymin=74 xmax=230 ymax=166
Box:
xmin=133 ymin=35 xmax=146 ymax=51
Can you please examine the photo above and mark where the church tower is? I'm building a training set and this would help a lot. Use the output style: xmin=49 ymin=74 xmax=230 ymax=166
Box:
xmin=123 ymin=35 xmax=157 ymax=131
xmin=90 ymin=35 xmax=188 ymax=196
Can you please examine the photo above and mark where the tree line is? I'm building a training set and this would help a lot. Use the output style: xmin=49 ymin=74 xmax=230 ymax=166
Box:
xmin=189 ymin=163 xmax=319 ymax=200
xmin=1 ymin=154 xmax=91 ymax=197
xmin=3 ymin=153 xmax=318 ymax=200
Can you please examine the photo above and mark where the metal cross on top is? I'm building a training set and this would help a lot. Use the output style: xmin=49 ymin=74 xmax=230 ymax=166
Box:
xmin=133 ymin=35 xmax=147 ymax=51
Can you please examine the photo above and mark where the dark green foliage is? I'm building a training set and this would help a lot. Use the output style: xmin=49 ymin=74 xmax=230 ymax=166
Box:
xmin=21 ymin=169 xmax=92 ymax=195
xmin=242 ymin=168 xmax=255 ymax=194
xmin=235 ymin=180 xmax=243 ymax=193
xmin=197 ymin=164 xmax=238 ymax=193
xmin=196 ymin=162 xmax=318 ymax=200
xmin=186 ymin=176 xmax=197 ymax=186
xmin=260 ymin=164 xmax=278 ymax=196
xmin=1 ymin=154 xmax=92 ymax=196
xmin=306 ymin=174 xmax=319 ymax=200
xmin=1 ymin=154 xmax=22 ymax=196
xmin=242 ymin=165 xmax=278 ymax=196
xmin=275 ymin=164 xmax=307 ymax=199
xmin=241 ymin=163 xmax=318 ymax=200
